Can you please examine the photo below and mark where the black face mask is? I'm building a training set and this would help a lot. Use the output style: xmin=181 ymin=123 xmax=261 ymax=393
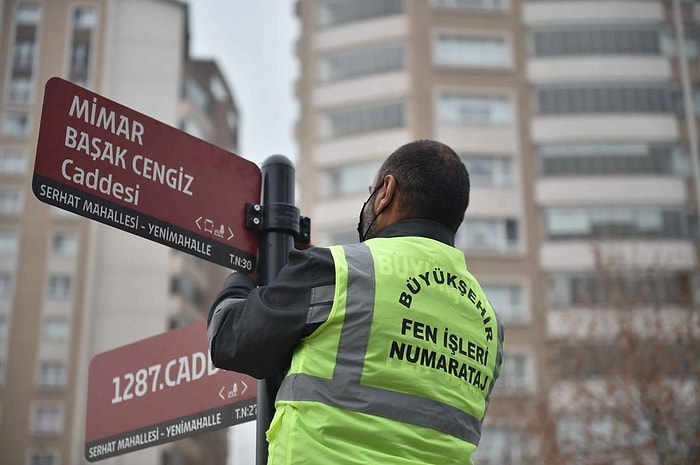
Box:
xmin=357 ymin=184 xmax=383 ymax=242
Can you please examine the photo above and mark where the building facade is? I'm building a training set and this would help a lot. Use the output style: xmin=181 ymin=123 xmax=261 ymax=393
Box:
xmin=0 ymin=1 xmax=239 ymax=464
xmin=294 ymin=0 xmax=699 ymax=463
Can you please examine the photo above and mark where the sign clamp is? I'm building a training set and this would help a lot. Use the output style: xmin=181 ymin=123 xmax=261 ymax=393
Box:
xmin=245 ymin=202 xmax=311 ymax=244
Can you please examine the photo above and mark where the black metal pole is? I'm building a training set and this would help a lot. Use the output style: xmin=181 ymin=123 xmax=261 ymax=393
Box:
xmin=256 ymin=155 xmax=295 ymax=465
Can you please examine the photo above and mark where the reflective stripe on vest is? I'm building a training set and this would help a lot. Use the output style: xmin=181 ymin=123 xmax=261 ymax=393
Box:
xmin=276 ymin=243 xmax=486 ymax=445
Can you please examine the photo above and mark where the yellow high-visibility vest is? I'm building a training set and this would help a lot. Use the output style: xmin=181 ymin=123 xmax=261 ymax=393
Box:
xmin=268 ymin=237 xmax=504 ymax=465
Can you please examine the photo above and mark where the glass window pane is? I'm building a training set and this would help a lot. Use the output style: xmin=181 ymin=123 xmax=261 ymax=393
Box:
xmin=434 ymin=35 xmax=509 ymax=68
xmin=16 ymin=3 xmax=41 ymax=25
xmin=39 ymin=361 xmax=67 ymax=387
xmin=457 ymin=218 xmax=518 ymax=252
xmin=0 ymin=232 xmax=19 ymax=254
xmin=73 ymin=6 xmax=96 ymax=29
xmin=0 ymin=316 xmax=9 ymax=342
xmin=482 ymin=284 xmax=523 ymax=321
xmin=432 ymin=0 xmax=510 ymax=11
xmin=319 ymin=43 xmax=405 ymax=82
xmin=2 ymin=113 xmax=30 ymax=136
xmin=48 ymin=275 xmax=73 ymax=299
xmin=438 ymin=94 xmax=511 ymax=126
xmin=51 ymin=233 xmax=79 ymax=256
xmin=0 ymin=274 xmax=14 ymax=298
xmin=321 ymin=101 xmax=405 ymax=138
xmin=0 ymin=191 xmax=22 ymax=215
xmin=320 ymin=0 xmax=404 ymax=27
xmin=33 ymin=405 xmax=63 ymax=434
xmin=43 ymin=317 xmax=70 ymax=342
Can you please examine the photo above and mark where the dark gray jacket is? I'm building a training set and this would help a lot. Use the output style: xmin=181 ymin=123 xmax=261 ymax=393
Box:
xmin=207 ymin=219 xmax=456 ymax=379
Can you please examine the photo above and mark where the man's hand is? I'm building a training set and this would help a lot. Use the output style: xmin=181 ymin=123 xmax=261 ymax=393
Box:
xmin=295 ymin=239 xmax=314 ymax=250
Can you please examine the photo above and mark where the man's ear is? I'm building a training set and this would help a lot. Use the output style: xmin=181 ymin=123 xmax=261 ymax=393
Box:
xmin=374 ymin=174 xmax=397 ymax=214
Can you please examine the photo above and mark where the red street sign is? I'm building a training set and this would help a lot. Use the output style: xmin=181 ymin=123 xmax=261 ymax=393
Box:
xmin=85 ymin=320 xmax=257 ymax=461
xmin=33 ymin=77 xmax=261 ymax=272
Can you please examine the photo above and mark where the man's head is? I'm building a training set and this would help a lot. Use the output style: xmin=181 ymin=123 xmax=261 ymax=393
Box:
xmin=357 ymin=139 xmax=470 ymax=241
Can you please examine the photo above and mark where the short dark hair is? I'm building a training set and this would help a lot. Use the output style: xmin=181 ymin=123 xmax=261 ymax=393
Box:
xmin=374 ymin=139 xmax=469 ymax=233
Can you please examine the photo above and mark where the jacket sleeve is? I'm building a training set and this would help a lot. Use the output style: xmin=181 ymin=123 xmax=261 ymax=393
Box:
xmin=207 ymin=246 xmax=335 ymax=379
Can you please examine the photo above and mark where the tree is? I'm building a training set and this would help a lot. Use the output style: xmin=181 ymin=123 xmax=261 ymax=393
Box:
xmin=532 ymin=244 xmax=700 ymax=465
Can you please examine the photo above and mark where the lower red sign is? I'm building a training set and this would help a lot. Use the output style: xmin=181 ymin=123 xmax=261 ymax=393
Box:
xmin=85 ymin=320 xmax=257 ymax=461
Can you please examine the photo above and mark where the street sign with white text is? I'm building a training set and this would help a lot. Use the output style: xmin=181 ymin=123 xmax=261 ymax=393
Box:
xmin=85 ymin=320 xmax=258 ymax=461
xmin=33 ymin=77 xmax=261 ymax=272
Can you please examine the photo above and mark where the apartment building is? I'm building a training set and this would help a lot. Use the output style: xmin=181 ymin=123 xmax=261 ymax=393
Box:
xmin=0 ymin=1 xmax=238 ymax=464
xmin=294 ymin=0 xmax=699 ymax=463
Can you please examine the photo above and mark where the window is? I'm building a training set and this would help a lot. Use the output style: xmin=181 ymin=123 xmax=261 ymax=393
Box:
xmin=661 ymin=28 xmax=700 ymax=58
xmin=72 ymin=6 xmax=96 ymax=28
xmin=47 ymin=275 xmax=73 ymax=299
xmin=31 ymin=404 xmax=63 ymax=435
xmin=560 ymin=342 xmax=697 ymax=380
xmin=210 ymin=76 xmax=228 ymax=102
xmin=319 ymin=228 xmax=358 ymax=246
xmin=438 ymin=93 xmax=512 ymax=126
xmin=42 ymin=316 xmax=70 ymax=342
xmin=16 ymin=3 xmax=41 ymax=25
xmin=227 ymin=111 xmax=238 ymax=132
xmin=482 ymin=284 xmax=524 ymax=322
xmin=0 ymin=231 xmax=19 ymax=254
xmin=162 ymin=449 xmax=185 ymax=465
xmin=52 ymin=206 xmax=78 ymax=219
xmin=434 ymin=34 xmax=510 ymax=68
xmin=50 ymin=232 xmax=79 ymax=256
xmin=70 ymin=43 xmax=90 ymax=73
xmin=462 ymin=156 xmax=513 ymax=187
xmin=11 ymin=4 xmax=40 ymax=97
xmin=531 ymin=27 xmax=661 ymax=56
xmin=0 ymin=150 xmax=26 ymax=175
xmin=184 ymin=77 xmax=210 ymax=113
xmin=319 ymin=0 xmax=404 ymax=27
xmin=432 ymin=0 xmax=509 ymax=11
xmin=12 ymin=40 xmax=35 ymax=70
xmin=2 ymin=113 xmax=30 ymax=136
xmin=547 ymin=272 xmax=692 ymax=308
xmin=495 ymin=353 xmax=530 ymax=392
xmin=8 ymin=76 xmax=32 ymax=104
xmin=535 ymin=86 xmax=678 ymax=115
xmin=38 ymin=361 xmax=68 ymax=387
xmin=69 ymin=6 xmax=96 ymax=86
xmin=180 ymin=117 xmax=205 ymax=139
xmin=544 ymin=206 xmax=694 ymax=240
xmin=0 ymin=315 xmax=9 ymax=343
xmin=319 ymin=43 xmax=405 ymax=82
xmin=320 ymin=100 xmax=406 ymax=138
xmin=318 ymin=161 xmax=382 ymax=198
xmin=29 ymin=452 xmax=59 ymax=465
xmin=538 ymin=143 xmax=690 ymax=176
xmin=170 ymin=275 xmax=202 ymax=306
xmin=558 ymin=342 xmax=626 ymax=379
xmin=473 ymin=425 xmax=536 ymax=464
xmin=556 ymin=414 xmax=651 ymax=453
xmin=168 ymin=314 xmax=194 ymax=330
xmin=0 ymin=274 xmax=13 ymax=298
xmin=0 ymin=190 xmax=22 ymax=215
xmin=456 ymin=218 xmax=519 ymax=253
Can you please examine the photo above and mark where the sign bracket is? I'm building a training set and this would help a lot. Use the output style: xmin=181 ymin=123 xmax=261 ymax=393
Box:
xmin=245 ymin=202 xmax=311 ymax=244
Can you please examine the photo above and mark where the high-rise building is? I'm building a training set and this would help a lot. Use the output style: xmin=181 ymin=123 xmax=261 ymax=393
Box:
xmin=0 ymin=1 xmax=239 ymax=464
xmin=294 ymin=0 xmax=699 ymax=463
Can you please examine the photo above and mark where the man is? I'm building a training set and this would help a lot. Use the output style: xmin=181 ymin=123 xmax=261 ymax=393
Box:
xmin=208 ymin=139 xmax=504 ymax=464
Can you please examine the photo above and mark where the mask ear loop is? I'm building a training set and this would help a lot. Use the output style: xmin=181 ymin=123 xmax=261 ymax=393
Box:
xmin=357 ymin=184 xmax=384 ymax=242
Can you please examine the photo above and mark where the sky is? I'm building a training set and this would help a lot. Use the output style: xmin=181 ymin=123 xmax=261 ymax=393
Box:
xmin=5 ymin=2 xmax=286 ymax=462
xmin=184 ymin=0 xmax=300 ymax=167
xmin=182 ymin=2 xmax=300 ymax=462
